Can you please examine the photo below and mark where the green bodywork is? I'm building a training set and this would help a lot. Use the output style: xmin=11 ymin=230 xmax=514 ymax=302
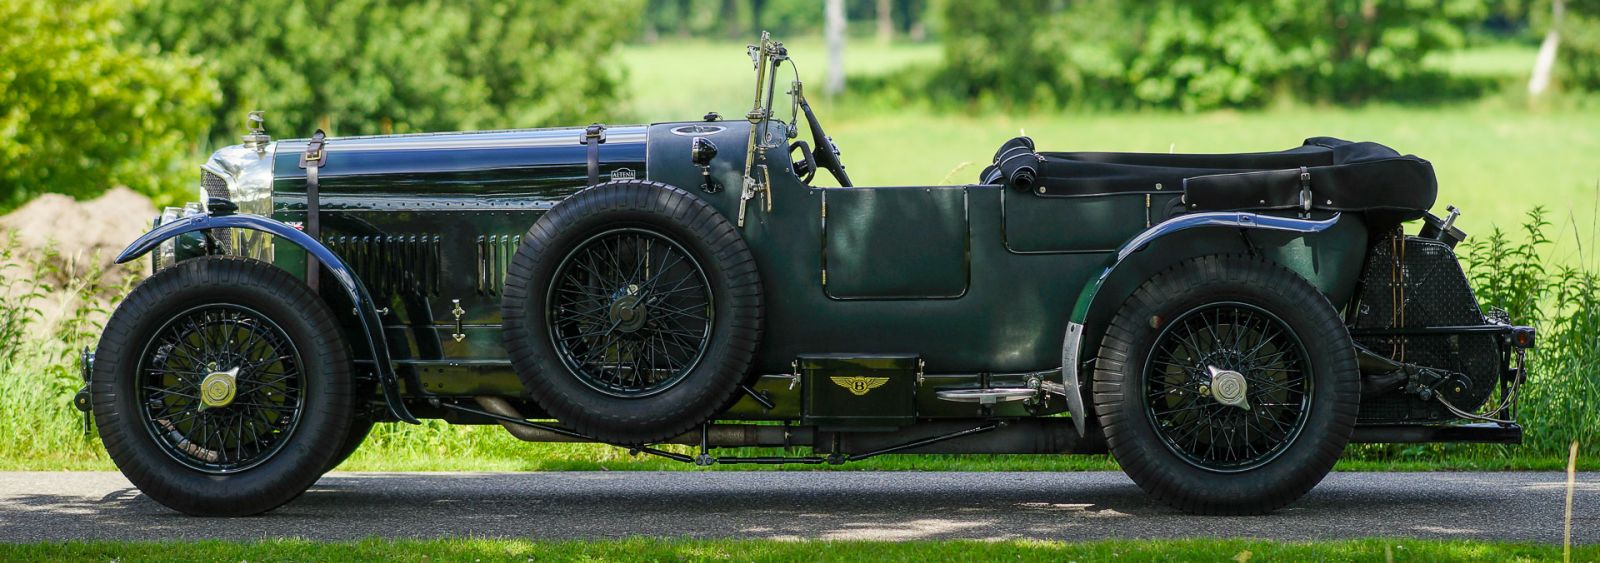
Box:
xmin=240 ymin=118 xmax=1368 ymax=423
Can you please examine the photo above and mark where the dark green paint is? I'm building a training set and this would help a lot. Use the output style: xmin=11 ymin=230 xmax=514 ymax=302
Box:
xmin=245 ymin=119 xmax=1371 ymax=424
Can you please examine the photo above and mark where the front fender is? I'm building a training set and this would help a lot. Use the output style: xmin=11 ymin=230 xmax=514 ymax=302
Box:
xmin=116 ymin=213 xmax=420 ymax=424
xmin=1059 ymin=211 xmax=1342 ymax=437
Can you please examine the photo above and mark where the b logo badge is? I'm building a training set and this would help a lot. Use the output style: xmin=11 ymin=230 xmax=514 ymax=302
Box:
xmin=831 ymin=376 xmax=890 ymax=396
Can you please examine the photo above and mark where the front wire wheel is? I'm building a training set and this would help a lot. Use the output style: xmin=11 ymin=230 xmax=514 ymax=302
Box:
xmin=1094 ymin=254 xmax=1359 ymax=515
xmin=93 ymin=256 xmax=353 ymax=516
xmin=139 ymin=304 xmax=305 ymax=473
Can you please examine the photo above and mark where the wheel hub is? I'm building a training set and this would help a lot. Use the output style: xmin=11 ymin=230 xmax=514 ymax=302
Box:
xmin=609 ymin=284 xmax=648 ymax=332
xmin=1206 ymin=366 xmax=1250 ymax=410
xmin=199 ymin=367 xmax=240 ymax=409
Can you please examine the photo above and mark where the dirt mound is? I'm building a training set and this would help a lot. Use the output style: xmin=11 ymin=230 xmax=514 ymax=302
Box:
xmin=2 ymin=187 xmax=156 ymax=271
xmin=1 ymin=188 xmax=156 ymax=330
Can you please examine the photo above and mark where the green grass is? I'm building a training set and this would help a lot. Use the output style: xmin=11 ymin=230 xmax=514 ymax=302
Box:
xmin=618 ymin=37 xmax=941 ymax=122
xmin=822 ymin=105 xmax=1600 ymax=263
xmin=1425 ymin=42 xmax=1541 ymax=79
xmin=0 ymin=538 xmax=1590 ymax=562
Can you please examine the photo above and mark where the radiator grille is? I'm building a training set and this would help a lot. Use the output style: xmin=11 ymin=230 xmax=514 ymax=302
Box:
xmin=1350 ymin=232 xmax=1501 ymax=422
xmin=201 ymin=170 xmax=229 ymax=201
xmin=323 ymin=235 xmax=442 ymax=298
xmin=200 ymin=170 xmax=232 ymax=253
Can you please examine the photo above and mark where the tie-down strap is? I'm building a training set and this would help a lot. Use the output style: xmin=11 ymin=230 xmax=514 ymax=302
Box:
xmin=297 ymin=129 xmax=328 ymax=292
xmin=581 ymin=123 xmax=607 ymax=186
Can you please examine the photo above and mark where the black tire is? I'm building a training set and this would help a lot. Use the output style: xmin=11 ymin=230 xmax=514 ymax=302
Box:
xmin=502 ymin=180 xmax=763 ymax=444
xmin=92 ymin=256 xmax=353 ymax=516
xmin=322 ymin=417 xmax=374 ymax=473
xmin=1093 ymin=254 xmax=1359 ymax=515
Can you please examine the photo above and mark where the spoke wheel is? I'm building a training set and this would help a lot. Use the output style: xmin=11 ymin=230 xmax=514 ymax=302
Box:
xmin=547 ymin=228 xmax=713 ymax=398
xmin=93 ymin=256 xmax=353 ymax=516
xmin=138 ymin=304 xmax=305 ymax=474
xmin=1144 ymin=302 xmax=1312 ymax=473
xmin=1092 ymin=254 xmax=1358 ymax=515
xmin=502 ymin=180 xmax=763 ymax=444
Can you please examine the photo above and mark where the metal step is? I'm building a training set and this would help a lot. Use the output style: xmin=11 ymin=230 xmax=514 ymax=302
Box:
xmin=934 ymin=388 xmax=1037 ymax=405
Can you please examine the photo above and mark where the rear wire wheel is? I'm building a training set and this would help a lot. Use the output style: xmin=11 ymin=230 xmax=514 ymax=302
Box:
xmin=1093 ymin=254 xmax=1359 ymax=514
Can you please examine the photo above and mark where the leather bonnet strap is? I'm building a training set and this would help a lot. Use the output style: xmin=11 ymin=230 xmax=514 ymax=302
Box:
xmin=298 ymin=129 xmax=327 ymax=292
xmin=582 ymin=123 xmax=606 ymax=186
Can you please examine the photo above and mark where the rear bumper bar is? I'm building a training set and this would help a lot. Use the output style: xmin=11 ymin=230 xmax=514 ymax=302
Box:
xmin=1352 ymin=422 xmax=1522 ymax=444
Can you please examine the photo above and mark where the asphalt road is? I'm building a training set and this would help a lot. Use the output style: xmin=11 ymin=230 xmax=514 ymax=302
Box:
xmin=0 ymin=471 xmax=1593 ymax=543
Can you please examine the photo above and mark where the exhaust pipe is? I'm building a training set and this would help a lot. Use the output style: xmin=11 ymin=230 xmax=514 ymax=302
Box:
xmin=473 ymin=396 xmax=813 ymax=447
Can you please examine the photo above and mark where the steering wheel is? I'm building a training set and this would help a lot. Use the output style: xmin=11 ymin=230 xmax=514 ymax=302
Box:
xmin=798 ymin=95 xmax=852 ymax=187
xmin=789 ymin=141 xmax=817 ymax=184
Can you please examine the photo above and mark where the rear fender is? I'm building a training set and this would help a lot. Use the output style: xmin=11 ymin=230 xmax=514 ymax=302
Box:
xmin=115 ymin=213 xmax=420 ymax=424
xmin=1060 ymin=212 xmax=1346 ymax=437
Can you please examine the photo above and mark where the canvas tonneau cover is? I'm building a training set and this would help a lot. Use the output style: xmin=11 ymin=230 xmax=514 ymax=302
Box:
xmin=980 ymin=136 xmax=1437 ymax=220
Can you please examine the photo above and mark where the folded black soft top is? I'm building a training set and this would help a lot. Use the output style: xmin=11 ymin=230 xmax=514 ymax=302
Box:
xmin=980 ymin=136 xmax=1437 ymax=220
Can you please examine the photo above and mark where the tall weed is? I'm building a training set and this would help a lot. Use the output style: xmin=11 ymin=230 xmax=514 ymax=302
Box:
xmin=1463 ymin=207 xmax=1600 ymax=460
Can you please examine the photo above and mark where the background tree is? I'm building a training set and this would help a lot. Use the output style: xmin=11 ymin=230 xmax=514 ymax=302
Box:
xmin=930 ymin=0 xmax=1493 ymax=111
xmin=125 ymin=0 xmax=641 ymax=144
xmin=1550 ymin=0 xmax=1600 ymax=92
xmin=0 ymin=0 xmax=214 ymax=209
xmin=826 ymin=0 xmax=847 ymax=96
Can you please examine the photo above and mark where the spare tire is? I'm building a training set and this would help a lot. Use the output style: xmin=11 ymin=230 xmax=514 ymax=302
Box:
xmin=502 ymin=180 xmax=763 ymax=444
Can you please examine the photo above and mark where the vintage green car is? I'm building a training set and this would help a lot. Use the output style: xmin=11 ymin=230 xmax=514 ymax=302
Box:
xmin=83 ymin=34 xmax=1533 ymax=517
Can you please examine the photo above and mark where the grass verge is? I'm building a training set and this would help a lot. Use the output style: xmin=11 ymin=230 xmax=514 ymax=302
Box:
xmin=0 ymin=538 xmax=1590 ymax=562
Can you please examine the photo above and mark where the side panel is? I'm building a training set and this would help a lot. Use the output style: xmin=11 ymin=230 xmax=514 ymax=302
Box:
xmin=821 ymin=187 xmax=969 ymax=299
xmin=1003 ymin=190 xmax=1184 ymax=253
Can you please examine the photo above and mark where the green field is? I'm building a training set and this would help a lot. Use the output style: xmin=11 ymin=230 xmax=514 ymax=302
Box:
xmin=1 ymin=537 xmax=1589 ymax=562
xmin=623 ymin=39 xmax=1600 ymax=265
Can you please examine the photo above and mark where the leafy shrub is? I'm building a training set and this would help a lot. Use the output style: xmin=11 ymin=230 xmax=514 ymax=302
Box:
xmin=125 ymin=0 xmax=642 ymax=143
xmin=0 ymin=0 xmax=215 ymax=210
xmin=925 ymin=0 xmax=1492 ymax=111
xmin=1557 ymin=1 xmax=1600 ymax=91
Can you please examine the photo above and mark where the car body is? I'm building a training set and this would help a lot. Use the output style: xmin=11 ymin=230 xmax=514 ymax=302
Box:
xmin=84 ymin=34 xmax=1534 ymax=517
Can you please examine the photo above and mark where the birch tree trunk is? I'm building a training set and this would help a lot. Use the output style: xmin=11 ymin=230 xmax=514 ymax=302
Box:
xmin=877 ymin=0 xmax=893 ymax=44
xmin=826 ymin=0 xmax=847 ymax=96
xmin=1530 ymin=0 xmax=1566 ymax=97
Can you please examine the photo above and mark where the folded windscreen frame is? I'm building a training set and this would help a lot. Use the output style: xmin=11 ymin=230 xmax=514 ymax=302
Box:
xmin=981 ymin=136 xmax=1438 ymax=226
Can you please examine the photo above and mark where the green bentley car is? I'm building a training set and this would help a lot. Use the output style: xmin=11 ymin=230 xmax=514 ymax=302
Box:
xmin=83 ymin=35 xmax=1534 ymax=517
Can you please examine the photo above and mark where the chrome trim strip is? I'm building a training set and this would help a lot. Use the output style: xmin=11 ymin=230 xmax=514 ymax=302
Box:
xmin=1061 ymin=322 xmax=1087 ymax=437
xmin=1116 ymin=211 xmax=1342 ymax=263
xmin=275 ymin=126 xmax=649 ymax=153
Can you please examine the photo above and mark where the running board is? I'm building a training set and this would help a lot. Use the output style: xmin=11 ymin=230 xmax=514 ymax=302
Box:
xmin=1351 ymin=422 xmax=1522 ymax=444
